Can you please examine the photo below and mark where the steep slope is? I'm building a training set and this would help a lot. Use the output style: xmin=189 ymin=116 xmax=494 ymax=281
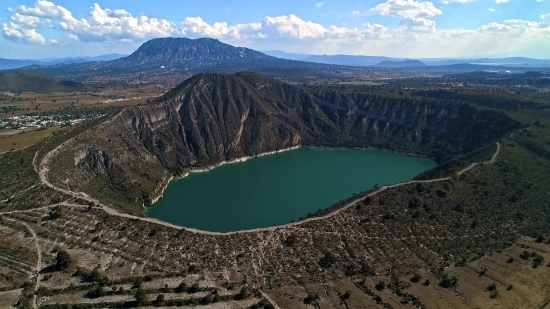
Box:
xmin=43 ymin=73 xmax=520 ymax=214
xmin=0 ymin=71 xmax=94 ymax=93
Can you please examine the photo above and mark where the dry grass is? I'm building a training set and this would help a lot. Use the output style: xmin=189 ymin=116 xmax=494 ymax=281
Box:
xmin=0 ymin=289 xmax=22 ymax=309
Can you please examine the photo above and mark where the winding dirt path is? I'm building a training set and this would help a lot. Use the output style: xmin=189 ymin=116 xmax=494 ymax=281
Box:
xmin=4 ymin=218 xmax=42 ymax=309
xmin=31 ymin=140 xmax=500 ymax=236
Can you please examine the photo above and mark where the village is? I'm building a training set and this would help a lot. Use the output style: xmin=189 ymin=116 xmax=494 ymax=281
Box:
xmin=0 ymin=113 xmax=104 ymax=130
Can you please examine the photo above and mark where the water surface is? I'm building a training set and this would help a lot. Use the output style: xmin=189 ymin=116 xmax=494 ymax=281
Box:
xmin=147 ymin=148 xmax=436 ymax=232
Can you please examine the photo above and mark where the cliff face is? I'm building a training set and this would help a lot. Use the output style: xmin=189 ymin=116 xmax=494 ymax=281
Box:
xmin=45 ymin=73 xmax=520 ymax=214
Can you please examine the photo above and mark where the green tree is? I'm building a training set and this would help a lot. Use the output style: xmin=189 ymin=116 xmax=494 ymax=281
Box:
xmin=134 ymin=288 xmax=147 ymax=304
xmin=56 ymin=250 xmax=71 ymax=270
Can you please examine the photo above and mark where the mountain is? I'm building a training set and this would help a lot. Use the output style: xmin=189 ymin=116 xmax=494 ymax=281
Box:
xmin=0 ymin=53 xmax=128 ymax=70
xmin=46 ymin=53 xmax=128 ymax=63
xmin=0 ymin=58 xmax=48 ymax=70
xmin=261 ymin=50 xmax=312 ymax=60
xmin=303 ymin=54 xmax=397 ymax=66
xmin=375 ymin=60 xmax=427 ymax=67
xmin=0 ymin=71 xmax=94 ymax=93
xmin=43 ymin=72 xmax=519 ymax=214
xmin=22 ymin=38 xmax=318 ymax=78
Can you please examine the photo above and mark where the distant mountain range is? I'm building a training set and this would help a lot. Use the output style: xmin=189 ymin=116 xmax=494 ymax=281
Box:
xmin=263 ymin=50 xmax=550 ymax=67
xmin=0 ymin=53 xmax=127 ymax=70
xmin=375 ymin=60 xmax=427 ymax=67
xmin=5 ymin=38 xmax=550 ymax=79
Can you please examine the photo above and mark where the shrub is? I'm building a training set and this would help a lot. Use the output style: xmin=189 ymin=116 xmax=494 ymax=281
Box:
xmin=134 ymin=288 xmax=147 ymax=304
xmin=486 ymin=283 xmax=497 ymax=292
xmin=55 ymin=250 xmax=71 ymax=270
xmin=410 ymin=274 xmax=422 ymax=283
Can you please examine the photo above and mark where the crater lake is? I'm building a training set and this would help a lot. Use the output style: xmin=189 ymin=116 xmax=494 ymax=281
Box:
xmin=146 ymin=148 xmax=436 ymax=232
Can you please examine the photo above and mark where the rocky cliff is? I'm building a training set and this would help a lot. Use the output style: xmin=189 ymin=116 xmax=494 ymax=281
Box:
xmin=44 ymin=73 xmax=520 ymax=214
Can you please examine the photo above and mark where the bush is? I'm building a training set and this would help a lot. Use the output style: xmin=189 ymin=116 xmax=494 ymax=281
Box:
xmin=319 ymin=252 xmax=337 ymax=268
xmin=134 ymin=288 xmax=147 ymax=304
xmin=175 ymin=282 xmax=187 ymax=293
xmin=439 ymin=275 xmax=458 ymax=289
xmin=55 ymin=250 xmax=71 ymax=270
xmin=410 ymin=274 xmax=422 ymax=283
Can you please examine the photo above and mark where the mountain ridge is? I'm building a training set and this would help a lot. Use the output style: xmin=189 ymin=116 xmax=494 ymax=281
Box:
xmin=42 ymin=72 xmax=520 ymax=214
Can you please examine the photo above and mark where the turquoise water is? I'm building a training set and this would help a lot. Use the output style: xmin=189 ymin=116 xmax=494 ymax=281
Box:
xmin=147 ymin=148 xmax=436 ymax=232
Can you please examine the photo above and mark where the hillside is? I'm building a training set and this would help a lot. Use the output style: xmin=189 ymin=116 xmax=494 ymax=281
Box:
xmin=375 ymin=60 xmax=428 ymax=67
xmin=40 ymin=72 xmax=519 ymax=214
xmin=0 ymin=71 xmax=94 ymax=93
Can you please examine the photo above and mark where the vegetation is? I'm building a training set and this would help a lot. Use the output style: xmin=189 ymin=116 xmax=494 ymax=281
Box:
xmin=0 ymin=71 xmax=94 ymax=93
xmin=55 ymin=250 xmax=71 ymax=270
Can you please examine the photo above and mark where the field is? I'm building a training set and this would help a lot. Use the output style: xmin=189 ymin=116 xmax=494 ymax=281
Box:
xmin=0 ymin=74 xmax=189 ymax=118
xmin=0 ymin=127 xmax=67 ymax=153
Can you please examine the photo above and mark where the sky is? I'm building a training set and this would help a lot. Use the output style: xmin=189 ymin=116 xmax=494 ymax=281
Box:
xmin=0 ymin=0 xmax=549 ymax=59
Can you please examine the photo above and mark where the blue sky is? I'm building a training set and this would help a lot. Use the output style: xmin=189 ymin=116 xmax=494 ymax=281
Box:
xmin=0 ymin=0 xmax=549 ymax=59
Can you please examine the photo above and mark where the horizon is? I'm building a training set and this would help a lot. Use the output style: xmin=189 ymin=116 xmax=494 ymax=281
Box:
xmin=0 ymin=0 xmax=549 ymax=59
xmin=2 ymin=36 xmax=550 ymax=61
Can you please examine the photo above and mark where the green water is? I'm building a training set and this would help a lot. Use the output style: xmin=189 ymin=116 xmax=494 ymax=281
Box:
xmin=147 ymin=148 xmax=436 ymax=232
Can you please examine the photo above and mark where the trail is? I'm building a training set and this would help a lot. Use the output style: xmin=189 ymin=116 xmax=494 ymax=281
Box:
xmin=260 ymin=290 xmax=282 ymax=309
xmin=29 ymin=138 xmax=500 ymax=236
xmin=4 ymin=218 xmax=42 ymax=309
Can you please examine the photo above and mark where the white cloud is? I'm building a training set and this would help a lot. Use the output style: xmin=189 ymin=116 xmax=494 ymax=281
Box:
xmin=495 ymin=0 xmax=508 ymax=3
xmin=371 ymin=0 xmax=442 ymax=19
xmin=489 ymin=8 xmax=496 ymax=12
xmin=440 ymin=0 xmax=472 ymax=3
xmin=352 ymin=11 xmax=361 ymax=16
xmin=398 ymin=17 xmax=437 ymax=32
xmin=264 ymin=14 xmax=328 ymax=39
xmin=262 ymin=14 xmax=390 ymax=41
xmin=3 ymin=1 xmax=179 ymax=44
xmin=542 ymin=13 xmax=550 ymax=20
xmin=182 ymin=17 xmax=262 ymax=39
xmin=315 ymin=2 xmax=326 ymax=8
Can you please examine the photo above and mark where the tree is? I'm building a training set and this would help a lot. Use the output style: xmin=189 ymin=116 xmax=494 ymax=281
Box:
xmin=134 ymin=288 xmax=147 ymax=304
xmin=175 ymin=282 xmax=187 ymax=293
xmin=48 ymin=206 xmax=62 ymax=220
xmin=56 ymin=250 xmax=71 ymax=270
xmin=410 ymin=273 xmax=422 ymax=283
xmin=319 ymin=252 xmax=337 ymax=268
xmin=375 ymin=281 xmax=385 ymax=291
xmin=154 ymin=294 xmax=164 ymax=306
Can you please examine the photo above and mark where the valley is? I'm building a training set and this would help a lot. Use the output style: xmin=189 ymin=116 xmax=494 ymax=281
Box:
xmin=0 ymin=37 xmax=549 ymax=309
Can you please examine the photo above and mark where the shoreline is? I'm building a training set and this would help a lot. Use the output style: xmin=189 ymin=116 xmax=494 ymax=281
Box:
xmin=146 ymin=145 xmax=301 ymax=207
xmin=306 ymin=145 xmax=435 ymax=160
